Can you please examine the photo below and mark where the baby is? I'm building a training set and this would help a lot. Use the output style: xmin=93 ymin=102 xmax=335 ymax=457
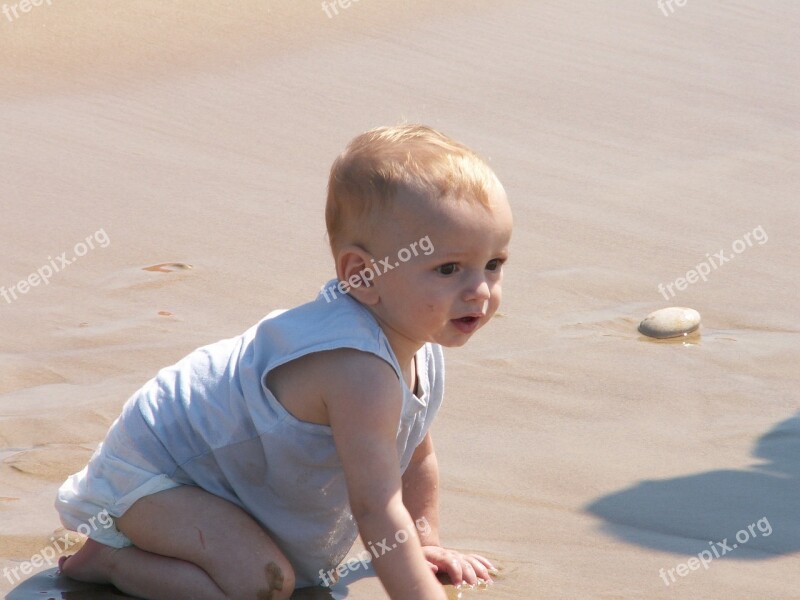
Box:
xmin=55 ymin=124 xmax=513 ymax=599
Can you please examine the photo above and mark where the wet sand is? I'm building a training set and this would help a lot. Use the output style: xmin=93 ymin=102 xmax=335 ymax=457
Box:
xmin=2 ymin=1 xmax=799 ymax=598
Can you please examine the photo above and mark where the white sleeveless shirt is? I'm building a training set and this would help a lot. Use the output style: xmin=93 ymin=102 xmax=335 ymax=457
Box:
xmin=55 ymin=279 xmax=445 ymax=587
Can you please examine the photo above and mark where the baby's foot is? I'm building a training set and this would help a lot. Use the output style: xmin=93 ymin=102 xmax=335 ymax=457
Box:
xmin=58 ymin=538 xmax=118 ymax=585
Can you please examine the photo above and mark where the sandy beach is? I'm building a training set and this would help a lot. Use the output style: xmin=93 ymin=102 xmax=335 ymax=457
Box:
xmin=2 ymin=0 xmax=799 ymax=598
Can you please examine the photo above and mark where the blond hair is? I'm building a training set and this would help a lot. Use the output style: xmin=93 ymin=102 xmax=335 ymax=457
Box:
xmin=325 ymin=124 xmax=501 ymax=257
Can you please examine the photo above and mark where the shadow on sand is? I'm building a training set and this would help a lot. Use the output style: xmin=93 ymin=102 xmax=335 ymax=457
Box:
xmin=5 ymin=567 xmax=348 ymax=599
xmin=585 ymin=412 xmax=800 ymax=559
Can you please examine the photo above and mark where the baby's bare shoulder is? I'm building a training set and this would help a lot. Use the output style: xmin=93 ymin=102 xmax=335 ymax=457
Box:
xmin=312 ymin=348 xmax=398 ymax=394
xmin=266 ymin=348 xmax=399 ymax=425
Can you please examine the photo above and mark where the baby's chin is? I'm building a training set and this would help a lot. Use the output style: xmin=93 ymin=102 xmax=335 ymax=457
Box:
xmin=435 ymin=331 xmax=477 ymax=348
xmin=440 ymin=338 xmax=471 ymax=348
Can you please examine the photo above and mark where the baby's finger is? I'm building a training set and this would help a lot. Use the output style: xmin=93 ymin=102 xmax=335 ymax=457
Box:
xmin=427 ymin=560 xmax=439 ymax=573
xmin=468 ymin=553 xmax=496 ymax=573
xmin=440 ymin=556 xmax=463 ymax=586
xmin=462 ymin=556 xmax=491 ymax=582
xmin=458 ymin=559 xmax=478 ymax=585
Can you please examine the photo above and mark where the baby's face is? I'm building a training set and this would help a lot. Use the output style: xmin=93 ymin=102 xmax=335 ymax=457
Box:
xmin=364 ymin=186 xmax=512 ymax=349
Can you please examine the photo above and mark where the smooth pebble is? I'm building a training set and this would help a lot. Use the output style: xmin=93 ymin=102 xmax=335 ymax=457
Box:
xmin=639 ymin=307 xmax=701 ymax=339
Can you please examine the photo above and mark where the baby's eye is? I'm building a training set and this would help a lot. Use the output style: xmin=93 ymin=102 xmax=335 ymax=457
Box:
xmin=486 ymin=258 xmax=504 ymax=271
xmin=435 ymin=263 xmax=458 ymax=275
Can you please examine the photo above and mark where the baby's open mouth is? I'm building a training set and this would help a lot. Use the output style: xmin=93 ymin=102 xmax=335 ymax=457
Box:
xmin=450 ymin=315 xmax=481 ymax=333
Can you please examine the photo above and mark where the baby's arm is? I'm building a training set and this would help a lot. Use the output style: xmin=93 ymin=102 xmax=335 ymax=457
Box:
xmin=402 ymin=432 xmax=496 ymax=586
xmin=401 ymin=432 xmax=441 ymax=546
xmin=325 ymin=349 xmax=447 ymax=600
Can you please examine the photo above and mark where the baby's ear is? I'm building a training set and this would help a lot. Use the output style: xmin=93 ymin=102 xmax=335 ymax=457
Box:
xmin=335 ymin=245 xmax=380 ymax=305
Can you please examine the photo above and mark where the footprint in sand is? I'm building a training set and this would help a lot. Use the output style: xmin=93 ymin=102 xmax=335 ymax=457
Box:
xmin=3 ymin=445 xmax=94 ymax=482
xmin=0 ymin=360 xmax=68 ymax=395
xmin=141 ymin=264 xmax=191 ymax=317
xmin=96 ymin=263 xmax=193 ymax=293
xmin=71 ymin=264 xmax=193 ymax=327
xmin=142 ymin=263 xmax=192 ymax=273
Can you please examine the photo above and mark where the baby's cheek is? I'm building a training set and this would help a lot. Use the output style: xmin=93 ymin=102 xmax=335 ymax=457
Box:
xmin=491 ymin=286 xmax=502 ymax=306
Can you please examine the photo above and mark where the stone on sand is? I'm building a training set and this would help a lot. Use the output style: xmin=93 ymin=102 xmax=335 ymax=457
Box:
xmin=639 ymin=307 xmax=701 ymax=339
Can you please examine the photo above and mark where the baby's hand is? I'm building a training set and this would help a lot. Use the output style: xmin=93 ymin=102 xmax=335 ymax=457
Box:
xmin=421 ymin=546 xmax=496 ymax=587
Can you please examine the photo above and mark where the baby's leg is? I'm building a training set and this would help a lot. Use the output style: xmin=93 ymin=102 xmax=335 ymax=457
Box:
xmin=60 ymin=485 xmax=295 ymax=600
